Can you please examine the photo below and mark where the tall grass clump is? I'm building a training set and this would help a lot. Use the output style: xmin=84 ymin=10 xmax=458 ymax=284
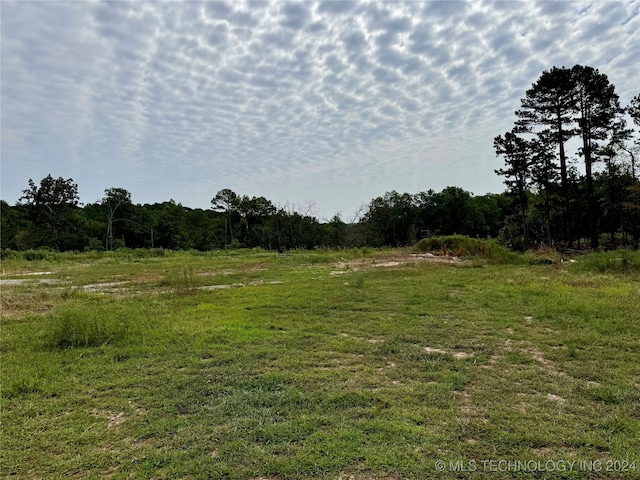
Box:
xmin=353 ymin=273 xmax=366 ymax=288
xmin=413 ymin=235 xmax=522 ymax=264
xmin=574 ymin=249 xmax=640 ymax=274
xmin=159 ymin=266 xmax=197 ymax=294
xmin=45 ymin=306 xmax=132 ymax=348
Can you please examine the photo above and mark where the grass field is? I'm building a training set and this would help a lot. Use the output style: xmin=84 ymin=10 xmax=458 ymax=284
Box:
xmin=1 ymin=248 xmax=639 ymax=479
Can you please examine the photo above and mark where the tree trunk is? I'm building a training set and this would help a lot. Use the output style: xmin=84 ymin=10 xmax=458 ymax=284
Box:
xmin=582 ymin=130 xmax=599 ymax=249
xmin=557 ymin=112 xmax=572 ymax=246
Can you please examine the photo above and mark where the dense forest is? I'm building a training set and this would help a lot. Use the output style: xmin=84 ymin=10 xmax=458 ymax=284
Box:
xmin=2 ymin=65 xmax=639 ymax=253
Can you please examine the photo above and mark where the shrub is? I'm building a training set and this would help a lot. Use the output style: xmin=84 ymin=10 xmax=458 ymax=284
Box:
xmin=227 ymin=239 xmax=242 ymax=250
xmin=0 ymin=249 xmax=19 ymax=260
xmin=86 ymin=238 xmax=104 ymax=251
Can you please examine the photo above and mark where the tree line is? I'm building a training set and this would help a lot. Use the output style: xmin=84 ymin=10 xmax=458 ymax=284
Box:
xmin=2 ymin=64 xmax=638 ymax=253
xmin=1 ymin=177 xmax=516 ymax=252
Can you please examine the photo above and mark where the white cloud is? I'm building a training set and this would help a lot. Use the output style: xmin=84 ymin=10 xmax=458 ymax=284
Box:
xmin=1 ymin=0 xmax=638 ymax=218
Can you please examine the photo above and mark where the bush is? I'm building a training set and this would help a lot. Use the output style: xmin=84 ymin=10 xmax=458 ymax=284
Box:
xmin=86 ymin=238 xmax=104 ymax=251
xmin=414 ymin=235 xmax=480 ymax=254
xmin=227 ymin=239 xmax=242 ymax=250
xmin=0 ymin=249 xmax=19 ymax=260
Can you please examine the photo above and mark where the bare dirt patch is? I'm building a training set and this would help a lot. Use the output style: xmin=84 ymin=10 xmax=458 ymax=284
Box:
xmin=91 ymin=408 xmax=127 ymax=428
xmin=424 ymin=346 xmax=474 ymax=359
xmin=424 ymin=346 xmax=448 ymax=355
xmin=197 ymin=264 xmax=268 ymax=277
xmin=2 ymin=271 xmax=53 ymax=276
xmin=522 ymin=346 xmax=563 ymax=374
xmin=373 ymin=260 xmax=405 ymax=268
xmin=452 ymin=351 xmax=474 ymax=359
xmin=332 ymin=253 xmax=459 ymax=275
xmin=0 ymin=278 xmax=61 ymax=286
xmin=198 ymin=280 xmax=283 ymax=291
xmin=77 ymin=281 xmax=130 ymax=292
xmin=531 ymin=446 xmax=578 ymax=457
xmin=411 ymin=253 xmax=460 ymax=263
xmin=546 ymin=393 xmax=567 ymax=404
xmin=338 ymin=472 xmax=403 ymax=480
xmin=91 ymin=401 xmax=146 ymax=429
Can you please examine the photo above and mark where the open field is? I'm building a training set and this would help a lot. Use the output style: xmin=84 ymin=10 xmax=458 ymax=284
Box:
xmin=1 ymin=248 xmax=639 ymax=479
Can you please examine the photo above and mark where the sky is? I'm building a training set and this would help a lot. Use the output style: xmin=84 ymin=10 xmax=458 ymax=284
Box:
xmin=2 ymin=1 xmax=639 ymax=221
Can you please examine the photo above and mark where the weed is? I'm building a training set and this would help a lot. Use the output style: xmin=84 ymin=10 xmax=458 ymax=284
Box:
xmin=159 ymin=266 xmax=197 ymax=294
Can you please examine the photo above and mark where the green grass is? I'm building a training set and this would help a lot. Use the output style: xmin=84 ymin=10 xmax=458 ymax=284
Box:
xmin=1 ymin=248 xmax=639 ymax=479
xmin=574 ymin=249 xmax=640 ymax=274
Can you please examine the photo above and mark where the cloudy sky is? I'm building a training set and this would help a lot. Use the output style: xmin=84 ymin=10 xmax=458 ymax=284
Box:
xmin=2 ymin=1 xmax=639 ymax=220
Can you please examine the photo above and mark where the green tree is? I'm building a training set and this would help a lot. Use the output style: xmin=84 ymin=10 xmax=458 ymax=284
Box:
xmin=19 ymin=175 xmax=81 ymax=249
xmin=430 ymin=187 xmax=482 ymax=237
xmin=494 ymin=131 xmax=533 ymax=244
xmin=237 ymin=195 xmax=277 ymax=247
xmin=629 ymin=94 xmax=640 ymax=128
xmin=102 ymin=188 xmax=132 ymax=250
xmin=211 ymin=189 xmax=239 ymax=248
xmin=624 ymin=94 xmax=640 ymax=178
xmin=572 ymin=65 xmax=626 ymax=248
xmin=623 ymin=183 xmax=640 ymax=245
xmin=327 ymin=214 xmax=348 ymax=248
xmin=471 ymin=193 xmax=512 ymax=238
xmin=364 ymin=191 xmax=417 ymax=246
xmin=529 ymin=134 xmax=560 ymax=244
xmin=515 ymin=66 xmax=576 ymax=243
xmin=1 ymin=201 xmax=24 ymax=250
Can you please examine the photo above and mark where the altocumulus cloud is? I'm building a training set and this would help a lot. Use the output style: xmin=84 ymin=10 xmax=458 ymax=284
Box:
xmin=1 ymin=0 xmax=638 ymax=219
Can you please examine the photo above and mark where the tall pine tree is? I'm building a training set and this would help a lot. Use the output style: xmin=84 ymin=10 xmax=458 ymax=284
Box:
xmin=571 ymin=65 xmax=625 ymax=248
xmin=515 ymin=66 xmax=576 ymax=244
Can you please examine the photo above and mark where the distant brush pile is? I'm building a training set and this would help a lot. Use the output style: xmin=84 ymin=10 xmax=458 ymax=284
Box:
xmin=413 ymin=235 xmax=521 ymax=264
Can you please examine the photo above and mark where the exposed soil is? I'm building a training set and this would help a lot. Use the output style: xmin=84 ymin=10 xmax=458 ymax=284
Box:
xmin=332 ymin=253 xmax=460 ymax=274
xmin=0 ymin=278 xmax=61 ymax=286
xmin=424 ymin=346 xmax=474 ymax=359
